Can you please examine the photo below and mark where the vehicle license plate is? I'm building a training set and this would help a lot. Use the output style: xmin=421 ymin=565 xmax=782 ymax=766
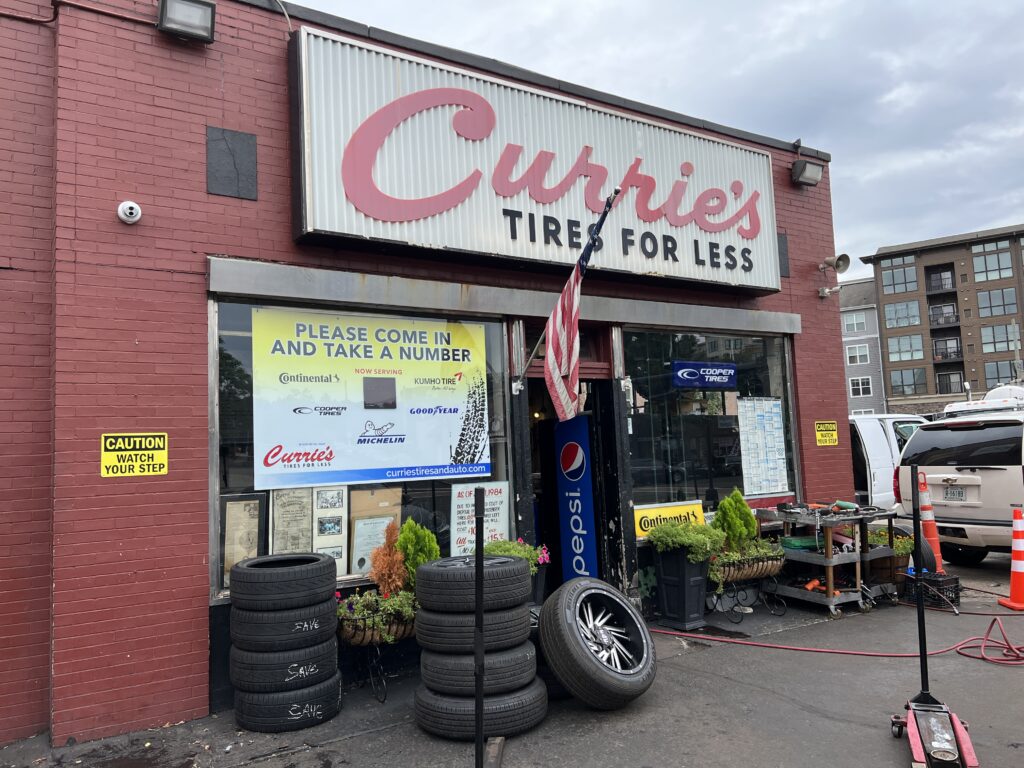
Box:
xmin=943 ymin=486 xmax=966 ymax=502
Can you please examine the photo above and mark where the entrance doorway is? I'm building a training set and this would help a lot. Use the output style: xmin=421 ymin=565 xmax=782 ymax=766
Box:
xmin=527 ymin=379 xmax=624 ymax=596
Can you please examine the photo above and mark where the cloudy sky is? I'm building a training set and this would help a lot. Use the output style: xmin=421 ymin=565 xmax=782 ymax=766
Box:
xmin=299 ymin=0 xmax=1024 ymax=281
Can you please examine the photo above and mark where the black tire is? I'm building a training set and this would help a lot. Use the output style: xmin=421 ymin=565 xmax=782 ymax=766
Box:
xmin=940 ymin=543 xmax=988 ymax=567
xmin=416 ymin=604 xmax=530 ymax=654
xmin=539 ymin=578 xmax=656 ymax=710
xmin=414 ymin=678 xmax=547 ymax=740
xmin=416 ymin=556 xmax=531 ymax=612
xmin=230 ymin=636 xmax=338 ymax=693
xmin=235 ymin=671 xmax=341 ymax=733
xmin=420 ymin=642 xmax=536 ymax=696
xmin=230 ymin=553 xmax=336 ymax=611
xmin=231 ymin=598 xmax=338 ymax=652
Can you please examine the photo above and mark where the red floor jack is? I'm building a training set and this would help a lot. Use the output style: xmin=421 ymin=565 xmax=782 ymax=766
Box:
xmin=889 ymin=464 xmax=979 ymax=767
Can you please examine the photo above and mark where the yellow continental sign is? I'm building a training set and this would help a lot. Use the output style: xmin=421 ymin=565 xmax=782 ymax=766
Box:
xmin=101 ymin=433 xmax=168 ymax=477
xmin=815 ymin=421 xmax=839 ymax=446
xmin=635 ymin=500 xmax=705 ymax=539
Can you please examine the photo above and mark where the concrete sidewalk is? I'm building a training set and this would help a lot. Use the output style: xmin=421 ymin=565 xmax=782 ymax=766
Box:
xmin=3 ymin=582 xmax=1022 ymax=768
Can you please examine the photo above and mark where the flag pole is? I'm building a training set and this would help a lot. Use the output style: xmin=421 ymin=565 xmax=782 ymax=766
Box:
xmin=512 ymin=187 xmax=621 ymax=394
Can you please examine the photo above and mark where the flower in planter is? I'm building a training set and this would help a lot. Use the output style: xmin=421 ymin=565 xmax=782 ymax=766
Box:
xmin=481 ymin=538 xmax=550 ymax=575
xmin=337 ymin=589 xmax=418 ymax=644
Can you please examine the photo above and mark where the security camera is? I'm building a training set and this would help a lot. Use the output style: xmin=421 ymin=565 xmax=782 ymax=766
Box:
xmin=117 ymin=201 xmax=142 ymax=224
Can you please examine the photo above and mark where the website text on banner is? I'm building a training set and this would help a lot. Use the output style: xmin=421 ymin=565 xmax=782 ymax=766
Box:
xmin=251 ymin=307 xmax=491 ymax=489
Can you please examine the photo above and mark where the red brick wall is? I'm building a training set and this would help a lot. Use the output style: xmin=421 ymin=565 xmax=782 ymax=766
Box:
xmin=16 ymin=0 xmax=850 ymax=746
xmin=0 ymin=0 xmax=55 ymax=746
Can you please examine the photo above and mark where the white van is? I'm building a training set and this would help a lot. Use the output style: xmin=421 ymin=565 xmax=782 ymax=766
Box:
xmin=849 ymin=414 xmax=927 ymax=508
xmin=895 ymin=411 xmax=1022 ymax=565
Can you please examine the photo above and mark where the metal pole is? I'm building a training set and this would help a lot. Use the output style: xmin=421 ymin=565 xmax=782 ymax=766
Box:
xmin=910 ymin=465 xmax=930 ymax=697
xmin=474 ymin=486 xmax=485 ymax=767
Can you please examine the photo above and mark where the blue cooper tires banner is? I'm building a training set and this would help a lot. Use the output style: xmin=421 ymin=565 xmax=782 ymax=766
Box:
xmin=553 ymin=415 xmax=599 ymax=582
xmin=671 ymin=361 xmax=737 ymax=389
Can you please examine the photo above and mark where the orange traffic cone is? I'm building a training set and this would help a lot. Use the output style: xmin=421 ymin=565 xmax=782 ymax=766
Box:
xmin=998 ymin=506 xmax=1024 ymax=611
xmin=917 ymin=472 xmax=945 ymax=575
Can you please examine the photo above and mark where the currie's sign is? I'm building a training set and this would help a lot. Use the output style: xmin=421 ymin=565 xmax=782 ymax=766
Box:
xmin=291 ymin=28 xmax=781 ymax=290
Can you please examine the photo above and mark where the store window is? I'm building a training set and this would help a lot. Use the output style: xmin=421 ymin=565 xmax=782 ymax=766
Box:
xmin=887 ymin=334 xmax=923 ymax=362
xmin=623 ymin=331 xmax=795 ymax=509
xmin=846 ymin=344 xmax=869 ymax=365
xmin=981 ymin=324 xmax=1016 ymax=353
xmin=849 ymin=377 xmax=872 ymax=397
xmin=972 ymin=241 xmax=1012 ymax=282
xmin=843 ymin=312 xmax=866 ymax=333
xmin=978 ymin=287 xmax=1016 ymax=318
xmin=214 ymin=301 xmax=513 ymax=595
xmin=890 ymin=368 xmax=927 ymax=396
xmin=880 ymin=255 xmax=917 ymax=294
xmin=884 ymin=301 xmax=920 ymax=329
xmin=985 ymin=360 xmax=1016 ymax=388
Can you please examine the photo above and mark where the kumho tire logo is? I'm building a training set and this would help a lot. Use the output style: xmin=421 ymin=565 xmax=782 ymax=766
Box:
xmin=560 ymin=442 xmax=586 ymax=482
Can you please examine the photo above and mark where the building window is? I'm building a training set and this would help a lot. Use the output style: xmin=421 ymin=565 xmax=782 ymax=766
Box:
xmin=850 ymin=377 xmax=872 ymax=397
xmin=881 ymin=255 xmax=918 ymax=294
xmin=928 ymin=303 xmax=958 ymax=327
xmin=981 ymin=324 xmax=1019 ymax=353
xmin=851 ymin=408 xmax=875 ymax=415
xmin=846 ymin=344 xmax=869 ymax=365
xmin=985 ymin=360 xmax=1017 ymax=388
xmin=624 ymin=330 xmax=795 ymax=504
xmin=933 ymin=338 xmax=962 ymax=360
xmin=887 ymin=334 xmax=924 ymax=362
xmin=978 ymin=287 xmax=1016 ymax=317
xmin=213 ymin=301 xmax=513 ymax=594
xmin=843 ymin=311 xmax=866 ymax=333
xmin=884 ymin=301 xmax=920 ymax=328
xmin=936 ymin=371 xmax=964 ymax=395
xmin=972 ymin=240 xmax=1012 ymax=282
xmin=890 ymin=368 xmax=927 ymax=396
xmin=963 ymin=308 xmax=972 ymax=319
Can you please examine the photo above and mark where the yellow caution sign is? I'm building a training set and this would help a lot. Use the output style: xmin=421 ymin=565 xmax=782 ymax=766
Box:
xmin=634 ymin=500 xmax=705 ymax=539
xmin=814 ymin=421 xmax=839 ymax=446
xmin=101 ymin=433 xmax=168 ymax=477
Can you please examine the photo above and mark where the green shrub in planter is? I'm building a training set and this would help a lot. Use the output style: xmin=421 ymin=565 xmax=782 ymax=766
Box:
xmin=646 ymin=520 xmax=725 ymax=563
xmin=710 ymin=488 xmax=757 ymax=552
xmin=646 ymin=520 xmax=725 ymax=630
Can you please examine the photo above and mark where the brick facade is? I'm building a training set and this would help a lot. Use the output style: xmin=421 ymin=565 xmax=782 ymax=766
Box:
xmin=0 ymin=0 xmax=849 ymax=746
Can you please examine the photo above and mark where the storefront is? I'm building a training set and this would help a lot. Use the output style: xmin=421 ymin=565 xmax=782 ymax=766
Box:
xmin=1 ymin=0 xmax=852 ymax=747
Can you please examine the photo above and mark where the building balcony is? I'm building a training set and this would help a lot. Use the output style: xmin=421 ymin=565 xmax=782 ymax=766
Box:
xmin=925 ymin=275 xmax=957 ymax=294
xmin=933 ymin=350 xmax=964 ymax=363
xmin=929 ymin=313 xmax=959 ymax=328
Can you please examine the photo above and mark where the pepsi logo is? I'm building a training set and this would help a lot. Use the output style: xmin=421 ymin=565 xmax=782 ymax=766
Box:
xmin=560 ymin=442 xmax=586 ymax=482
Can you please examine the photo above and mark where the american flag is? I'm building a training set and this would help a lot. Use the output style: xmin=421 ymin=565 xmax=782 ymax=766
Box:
xmin=543 ymin=189 xmax=620 ymax=421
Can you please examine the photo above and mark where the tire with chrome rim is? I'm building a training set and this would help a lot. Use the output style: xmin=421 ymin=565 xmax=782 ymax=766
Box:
xmin=539 ymin=578 xmax=656 ymax=710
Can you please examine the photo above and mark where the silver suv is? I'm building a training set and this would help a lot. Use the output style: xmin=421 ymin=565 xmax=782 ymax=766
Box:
xmin=896 ymin=412 xmax=1022 ymax=566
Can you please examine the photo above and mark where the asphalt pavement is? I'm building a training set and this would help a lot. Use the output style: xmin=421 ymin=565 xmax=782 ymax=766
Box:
xmin=3 ymin=557 xmax=1022 ymax=768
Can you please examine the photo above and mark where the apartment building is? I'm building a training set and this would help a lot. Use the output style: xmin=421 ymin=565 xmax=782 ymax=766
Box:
xmin=861 ymin=224 xmax=1024 ymax=415
xmin=840 ymin=277 xmax=887 ymax=414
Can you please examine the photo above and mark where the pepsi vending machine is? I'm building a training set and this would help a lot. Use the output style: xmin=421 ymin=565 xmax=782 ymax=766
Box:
xmin=553 ymin=415 xmax=599 ymax=583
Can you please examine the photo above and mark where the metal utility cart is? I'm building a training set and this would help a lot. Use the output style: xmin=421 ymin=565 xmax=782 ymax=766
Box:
xmin=755 ymin=505 xmax=899 ymax=618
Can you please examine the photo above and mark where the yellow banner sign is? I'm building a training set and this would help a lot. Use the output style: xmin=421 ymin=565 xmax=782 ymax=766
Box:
xmin=634 ymin=501 xmax=705 ymax=539
xmin=815 ymin=421 xmax=839 ymax=446
xmin=101 ymin=433 xmax=168 ymax=477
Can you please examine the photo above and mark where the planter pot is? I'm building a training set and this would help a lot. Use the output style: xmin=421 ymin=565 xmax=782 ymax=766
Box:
xmin=653 ymin=547 xmax=709 ymax=631
xmin=531 ymin=564 xmax=548 ymax=606
xmin=710 ymin=554 xmax=786 ymax=587
xmin=338 ymin=615 xmax=416 ymax=646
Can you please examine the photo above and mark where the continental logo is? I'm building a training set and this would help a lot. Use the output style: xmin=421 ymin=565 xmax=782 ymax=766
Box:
xmin=634 ymin=503 xmax=704 ymax=538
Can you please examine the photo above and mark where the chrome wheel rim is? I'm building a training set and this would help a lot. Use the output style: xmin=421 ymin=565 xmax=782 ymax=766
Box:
xmin=575 ymin=589 xmax=647 ymax=674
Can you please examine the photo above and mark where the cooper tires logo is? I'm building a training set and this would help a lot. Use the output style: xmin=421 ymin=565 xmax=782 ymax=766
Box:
xmin=676 ymin=368 xmax=700 ymax=382
xmin=293 ymin=406 xmax=313 ymax=414
xmin=560 ymin=442 xmax=586 ymax=482
xmin=293 ymin=406 xmax=348 ymax=416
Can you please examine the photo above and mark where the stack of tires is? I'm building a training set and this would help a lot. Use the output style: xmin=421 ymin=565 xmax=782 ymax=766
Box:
xmin=413 ymin=556 xmax=548 ymax=740
xmin=228 ymin=553 xmax=341 ymax=733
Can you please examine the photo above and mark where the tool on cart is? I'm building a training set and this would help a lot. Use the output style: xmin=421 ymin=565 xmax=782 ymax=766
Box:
xmin=889 ymin=463 xmax=979 ymax=768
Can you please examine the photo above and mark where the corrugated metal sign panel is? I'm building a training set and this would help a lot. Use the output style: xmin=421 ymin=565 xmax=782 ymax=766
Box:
xmin=295 ymin=27 xmax=781 ymax=291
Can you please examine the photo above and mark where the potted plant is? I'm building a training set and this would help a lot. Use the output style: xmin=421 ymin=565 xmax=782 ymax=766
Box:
xmin=483 ymin=537 xmax=551 ymax=604
xmin=646 ymin=519 xmax=726 ymax=630
xmin=707 ymin=489 xmax=786 ymax=592
xmin=337 ymin=519 xmax=429 ymax=646
xmin=867 ymin=529 xmax=914 ymax=585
